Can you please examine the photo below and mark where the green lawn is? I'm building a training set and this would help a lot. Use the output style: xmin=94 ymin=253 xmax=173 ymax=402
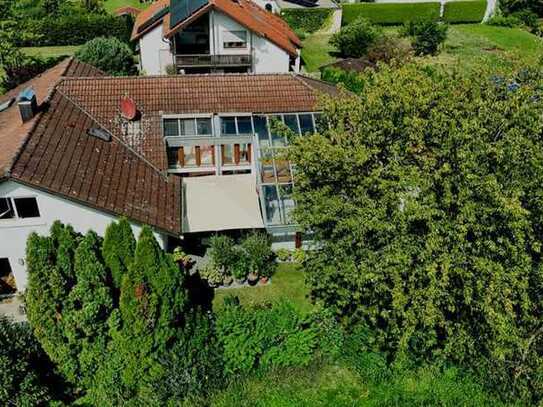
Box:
xmin=22 ymin=45 xmax=81 ymax=58
xmin=102 ymin=0 xmax=146 ymax=14
xmin=301 ymin=33 xmax=338 ymax=73
xmin=212 ymin=263 xmax=313 ymax=314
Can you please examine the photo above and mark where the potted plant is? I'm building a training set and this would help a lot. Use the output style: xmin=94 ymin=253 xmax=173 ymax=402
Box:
xmin=247 ymin=271 xmax=259 ymax=286
xmin=275 ymin=248 xmax=291 ymax=262
xmin=199 ymin=262 xmax=223 ymax=288
xmin=241 ymin=232 xmax=274 ymax=285
xmin=223 ymin=275 xmax=233 ymax=286
xmin=231 ymin=248 xmax=249 ymax=285
xmin=208 ymin=234 xmax=236 ymax=277
xmin=173 ymin=247 xmax=192 ymax=270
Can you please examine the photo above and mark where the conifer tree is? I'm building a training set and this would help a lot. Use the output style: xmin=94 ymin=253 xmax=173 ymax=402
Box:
xmin=102 ymin=217 xmax=136 ymax=289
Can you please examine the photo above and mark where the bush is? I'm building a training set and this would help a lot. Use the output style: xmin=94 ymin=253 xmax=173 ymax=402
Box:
xmin=200 ymin=261 xmax=224 ymax=286
xmin=216 ymin=299 xmax=317 ymax=374
xmin=276 ymin=248 xmax=292 ymax=262
xmin=442 ymin=0 xmax=487 ymax=23
xmin=281 ymin=9 xmax=332 ymax=33
xmin=0 ymin=318 xmax=65 ymax=406
xmin=76 ymin=37 xmax=135 ymax=75
xmin=401 ymin=20 xmax=448 ymax=56
xmin=231 ymin=247 xmax=250 ymax=281
xmin=321 ymin=66 xmax=366 ymax=93
xmin=331 ymin=17 xmax=383 ymax=58
xmin=486 ymin=15 xmax=522 ymax=27
xmin=512 ymin=10 xmax=541 ymax=33
xmin=500 ymin=0 xmax=543 ymax=17
xmin=367 ymin=34 xmax=413 ymax=65
xmin=209 ymin=235 xmax=236 ymax=274
xmin=17 ymin=13 xmax=133 ymax=46
xmin=241 ymin=232 xmax=274 ymax=277
xmin=1 ymin=54 xmax=63 ymax=91
xmin=342 ymin=3 xmax=440 ymax=26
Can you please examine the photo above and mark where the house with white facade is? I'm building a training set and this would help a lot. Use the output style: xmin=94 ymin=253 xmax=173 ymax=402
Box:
xmin=0 ymin=57 xmax=337 ymax=294
xmin=132 ymin=0 xmax=302 ymax=75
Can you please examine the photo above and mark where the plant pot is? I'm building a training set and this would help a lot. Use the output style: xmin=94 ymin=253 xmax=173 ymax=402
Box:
xmin=247 ymin=272 xmax=259 ymax=286
xmin=223 ymin=275 xmax=233 ymax=286
xmin=259 ymin=276 xmax=269 ymax=285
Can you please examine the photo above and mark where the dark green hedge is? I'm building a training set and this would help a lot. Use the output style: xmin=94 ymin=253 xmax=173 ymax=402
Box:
xmin=342 ymin=3 xmax=441 ymax=26
xmin=18 ymin=14 xmax=133 ymax=46
xmin=281 ymin=9 xmax=333 ymax=33
xmin=443 ymin=1 xmax=487 ymax=23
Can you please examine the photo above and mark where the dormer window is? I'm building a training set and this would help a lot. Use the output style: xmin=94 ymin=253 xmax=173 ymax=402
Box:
xmin=223 ymin=30 xmax=247 ymax=49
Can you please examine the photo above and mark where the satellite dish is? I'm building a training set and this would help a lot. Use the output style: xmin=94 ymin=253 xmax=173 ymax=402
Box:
xmin=120 ymin=96 xmax=137 ymax=120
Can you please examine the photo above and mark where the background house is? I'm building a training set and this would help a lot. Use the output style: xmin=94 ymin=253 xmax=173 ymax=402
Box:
xmin=132 ymin=0 xmax=302 ymax=74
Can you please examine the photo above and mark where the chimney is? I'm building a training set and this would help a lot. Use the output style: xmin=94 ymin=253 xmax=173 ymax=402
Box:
xmin=17 ymin=87 xmax=38 ymax=123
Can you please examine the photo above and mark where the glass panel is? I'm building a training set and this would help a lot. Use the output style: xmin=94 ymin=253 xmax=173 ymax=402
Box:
xmin=221 ymin=117 xmax=237 ymax=135
xmin=167 ymin=147 xmax=180 ymax=168
xmin=239 ymin=143 xmax=250 ymax=164
xmin=180 ymin=119 xmax=196 ymax=136
xmin=284 ymin=114 xmax=300 ymax=135
xmin=200 ymin=144 xmax=214 ymax=166
xmin=253 ymin=115 xmax=270 ymax=148
xmin=163 ymin=119 xmax=179 ymax=137
xmin=299 ymin=114 xmax=314 ymax=135
xmin=222 ymin=144 xmax=234 ymax=164
xmin=260 ymin=148 xmax=275 ymax=183
xmin=196 ymin=118 xmax=212 ymax=135
xmin=13 ymin=198 xmax=40 ymax=218
xmin=184 ymin=146 xmax=198 ymax=167
xmin=279 ymin=184 xmax=295 ymax=224
xmin=262 ymin=185 xmax=281 ymax=225
xmin=0 ymin=198 xmax=15 ymax=219
xmin=275 ymin=159 xmax=291 ymax=183
xmin=270 ymin=115 xmax=286 ymax=147
xmin=237 ymin=116 xmax=252 ymax=134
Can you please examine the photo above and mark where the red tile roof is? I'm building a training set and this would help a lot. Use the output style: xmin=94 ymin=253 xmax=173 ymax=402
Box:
xmin=115 ymin=6 xmax=142 ymax=16
xmin=1 ymin=59 xmax=337 ymax=236
xmin=131 ymin=0 xmax=301 ymax=56
xmin=0 ymin=58 xmax=104 ymax=178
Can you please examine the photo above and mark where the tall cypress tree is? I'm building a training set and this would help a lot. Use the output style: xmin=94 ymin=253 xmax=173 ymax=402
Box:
xmin=102 ymin=218 xmax=135 ymax=289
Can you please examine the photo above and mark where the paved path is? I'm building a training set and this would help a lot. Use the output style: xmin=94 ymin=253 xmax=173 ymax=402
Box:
xmin=0 ymin=296 xmax=27 ymax=323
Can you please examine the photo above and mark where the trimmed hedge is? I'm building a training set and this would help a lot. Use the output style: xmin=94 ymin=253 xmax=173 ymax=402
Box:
xmin=18 ymin=14 xmax=133 ymax=47
xmin=281 ymin=9 xmax=333 ymax=33
xmin=443 ymin=0 xmax=487 ymax=23
xmin=342 ymin=3 xmax=441 ymax=26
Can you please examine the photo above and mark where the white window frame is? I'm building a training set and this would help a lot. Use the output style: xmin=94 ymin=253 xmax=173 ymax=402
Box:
xmin=0 ymin=196 xmax=41 ymax=220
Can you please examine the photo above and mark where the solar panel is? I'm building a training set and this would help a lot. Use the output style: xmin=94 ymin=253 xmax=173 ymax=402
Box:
xmin=137 ymin=6 xmax=170 ymax=33
xmin=169 ymin=0 xmax=209 ymax=29
xmin=282 ymin=0 xmax=318 ymax=6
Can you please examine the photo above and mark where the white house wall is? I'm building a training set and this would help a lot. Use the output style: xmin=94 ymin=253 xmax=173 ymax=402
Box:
xmin=139 ymin=24 xmax=172 ymax=75
xmin=253 ymin=35 xmax=291 ymax=73
xmin=0 ymin=181 xmax=167 ymax=292
xmin=211 ymin=10 xmax=253 ymax=56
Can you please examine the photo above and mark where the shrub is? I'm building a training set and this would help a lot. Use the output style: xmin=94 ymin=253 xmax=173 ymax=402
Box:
xmin=216 ymin=299 xmax=317 ymax=374
xmin=486 ymin=15 xmax=522 ymax=27
xmin=231 ymin=247 xmax=250 ymax=281
xmin=76 ymin=37 xmax=135 ymax=76
xmin=342 ymin=3 xmax=440 ymax=26
xmin=292 ymin=248 xmax=306 ymax=264
xmin=18 ymin=13 xmax=132 ymax=46
xmin=0 ymin=318 xmax=64 ymax=406
xmin=442 ymin=0 xmax=487 ymax=23
xmin=241 ymin=232 xmax=274 ymax=277
xmin=200 ymin=262 xmax=224 ymax=286
xmin=512 ymin=10 xmax=541 ymax=33
xmin=401 ymin=20 xmax=448 ymax=56
xmin=209 ymin=235 xmax=237 ymax=274
xmin=276 ymin=248 xmax=292 ymax=262
xmin=321 ymin=66 xmax=366 ymax=94
xmin=331 ymin=17 xmax=383 ymax=58
xmin=367 ymin=34 xmax=413 ymax=65
xmin=281 ymin=9 xmax=332 ymax=33
xmin=500 ymin=0 xmax=543 ymax=17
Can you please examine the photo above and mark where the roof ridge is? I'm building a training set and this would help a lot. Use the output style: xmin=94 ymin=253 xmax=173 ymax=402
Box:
xmin=54 ymin=87 xmax=171 ymax=182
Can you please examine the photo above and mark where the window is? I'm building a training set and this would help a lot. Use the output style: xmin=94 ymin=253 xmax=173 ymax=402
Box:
xmin=283 ymin=114 xmax=300 ymax=134
xmin=163 ymin=117 xmax=212 ymax=137
xmin=14 ymin=198 xmax=40 ymax=218
xmin=239 ymin=143 xmax=251 ymax=164
xmin=200 ymin=144 xmax=215 ymax=166
xmin=0 ymin=197 xmax=40 ymax=219
xmin=299 ymin=114 xmax=315 ymax=135
xmin=253 ymin=116 xmax=270 ymax=147
xmin=0 ymin=198 xmax=15 ymax=219
xmin=220 ymin=116 xmax=253 ymax=136
xmin=223 ymin=30 xmax=247 ymax=49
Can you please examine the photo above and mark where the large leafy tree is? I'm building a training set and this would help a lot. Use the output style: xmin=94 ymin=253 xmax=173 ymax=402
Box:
xmin=289 ymin=63 xmax=543 ymax=401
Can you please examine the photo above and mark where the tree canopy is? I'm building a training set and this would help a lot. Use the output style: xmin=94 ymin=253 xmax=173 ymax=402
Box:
xmin=289 ymin=62 xmax=543 ymax=402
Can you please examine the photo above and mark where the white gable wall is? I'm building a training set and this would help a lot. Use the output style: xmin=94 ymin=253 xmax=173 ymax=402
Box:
xmin=0 ymin=181 xmax=168 ymax=292
xmin=139 ymin=24 xmax=173 ymax=75
xmin=211 ymin=10 xmax=253 ymax=56
xmin=253 ymin=34 xmax=291 ymax=73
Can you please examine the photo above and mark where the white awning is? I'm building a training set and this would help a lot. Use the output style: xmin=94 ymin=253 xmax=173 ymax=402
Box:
xmin=182 ymin=174 xmax=265 ymax=233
